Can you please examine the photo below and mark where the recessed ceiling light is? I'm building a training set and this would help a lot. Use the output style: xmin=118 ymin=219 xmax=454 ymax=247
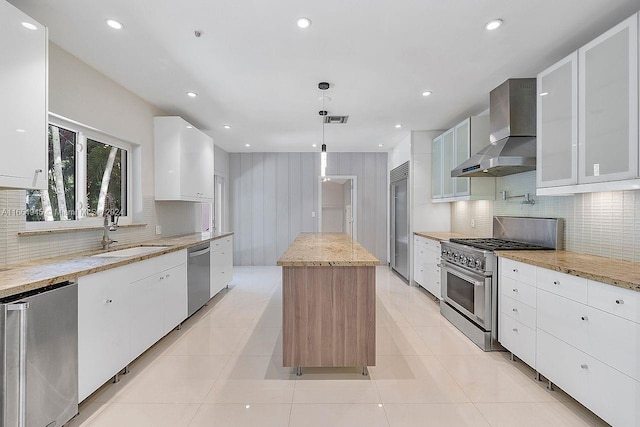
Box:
xmin=245 ymin=144 xmax=251 ymax=147
xmin=223 ymin=124 xmax=231 ymax=129
xmin=395 ymin=124 xmax=402 ymax=129
xmin=312 ymin=144 xmax=317 ymax=147
xmin=378 ymin=144 xmax=384 ymax=147
xmin=485 ymin=19 xmax=503 ymax=31
xmin=21 ymin=22 xmax=37 ymax=31
xmin=106 ymin=19 xmax=124 ymax=30
xmin=539 ymin=92 xmax=549 ymax=97
xmin=421 ymin=91 xmax=432 ymax=97
xmin=186 ymin=125 xmax=193 ymax=129
xmin=297 ymin=17 xmax=312 ymax=29
xmin=186 ymin=92 xmax=198 ymax=98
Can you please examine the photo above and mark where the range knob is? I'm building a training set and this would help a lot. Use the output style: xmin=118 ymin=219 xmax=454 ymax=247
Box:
xmin=453 ymin=253 xmax=459 ymax=261
xmin=441 ymin=249 xmax=447 ymax=257
xmin=475 ymin=259 xmax=482 ymax=268
xmin=467 ymin=257 xmax=475 ymax=267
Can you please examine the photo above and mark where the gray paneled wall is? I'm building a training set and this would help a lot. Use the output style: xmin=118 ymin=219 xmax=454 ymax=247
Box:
xmin=230 ymin=152 xmax=388 ymax=266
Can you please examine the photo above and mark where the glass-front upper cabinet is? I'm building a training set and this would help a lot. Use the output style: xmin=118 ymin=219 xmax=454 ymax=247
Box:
xmin=441 ymin=129 xmax=455 ymax=197
xmin=454 ymin=118 xmax=470 ymax=196
xmin=578 ymin=15 xmax=638 ymax=183
xmin=431 ymin=135 xmax=443 ymax=199
xmin=537 ymin=52 xmax=578 ymax=188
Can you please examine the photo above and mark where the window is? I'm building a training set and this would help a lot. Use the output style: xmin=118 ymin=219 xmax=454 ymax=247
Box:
xmin=26 ymin=116 xmax=131 ymax=227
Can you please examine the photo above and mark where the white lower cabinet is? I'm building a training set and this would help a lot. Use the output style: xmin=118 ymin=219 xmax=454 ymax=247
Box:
xmin=78 ymin=267 xmax=131 ymax=402
xmin=211 ymin=236 xmax=233 ymax=297
xmin=78 ymin=249 xmax=187 ymax=402
xmin=412 ymin=235 xmax=441 ymax=299
xmin=499 ymin=257 xmax=640 ymax=427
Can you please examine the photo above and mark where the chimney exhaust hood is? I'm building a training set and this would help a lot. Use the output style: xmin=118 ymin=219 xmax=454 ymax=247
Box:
xmin=451 ymin=79 xmax=537 ymax=178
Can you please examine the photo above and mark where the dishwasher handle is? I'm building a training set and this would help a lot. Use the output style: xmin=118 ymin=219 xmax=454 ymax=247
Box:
xmin=7 ymin=302 xmax=29 ymax=427
xmin=189 ymin=247 xmax=211 ymax=258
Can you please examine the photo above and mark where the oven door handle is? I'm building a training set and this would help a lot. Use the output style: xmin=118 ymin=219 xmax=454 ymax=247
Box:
xmin=442 ymin=262 xmax=486 ymax=287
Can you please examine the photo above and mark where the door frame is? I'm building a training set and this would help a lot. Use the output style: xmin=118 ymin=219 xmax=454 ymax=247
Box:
xmin=318 ymin=175 xmax=357 ymax=239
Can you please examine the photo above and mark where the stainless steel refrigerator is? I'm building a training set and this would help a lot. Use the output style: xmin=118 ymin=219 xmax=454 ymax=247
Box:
xmin=390 ymin=162 xmax=409 ymax=281
xmin=1 ymin=281 xmax=78 ymax=427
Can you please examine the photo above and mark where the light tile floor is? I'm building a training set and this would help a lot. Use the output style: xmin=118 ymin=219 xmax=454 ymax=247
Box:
xmin=67 ymin=266 xmax=609 ymax=427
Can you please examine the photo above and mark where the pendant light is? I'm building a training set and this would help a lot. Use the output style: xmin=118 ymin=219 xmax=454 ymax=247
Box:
xmin=318 ymin=82 xmax=330 ymax=177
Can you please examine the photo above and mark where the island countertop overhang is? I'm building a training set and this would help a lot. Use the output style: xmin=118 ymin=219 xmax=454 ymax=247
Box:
xmin=277 ymin=232 xmax=379 ymax=267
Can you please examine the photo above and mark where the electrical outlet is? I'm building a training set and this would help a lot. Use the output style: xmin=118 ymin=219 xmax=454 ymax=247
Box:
xmin=471 ymin=218 xmax=476 ymax=228
xmin=155 ymin=225 xmax=162 ymax=235
xmin=311 ymin=211 xmax=316 ymax=218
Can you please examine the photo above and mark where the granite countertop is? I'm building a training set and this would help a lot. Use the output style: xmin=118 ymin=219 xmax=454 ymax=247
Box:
xmin=277 ymin=232 xmax=379 ymax=267
xmin=0 ymin=232 xmax=234 ymax=299
xmin=414 ymin=231 xmax=477 ymax=242
xmin=495 ymin=250 xmax=640 ymax=293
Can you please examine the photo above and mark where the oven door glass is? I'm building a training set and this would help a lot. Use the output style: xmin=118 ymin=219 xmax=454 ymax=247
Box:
xmin=446 ymin=270 xmax=476 ymax=314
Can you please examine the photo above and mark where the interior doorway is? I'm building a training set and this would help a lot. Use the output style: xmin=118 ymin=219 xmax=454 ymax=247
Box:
xmin=318 ymin=175 xmax=357 ymax=239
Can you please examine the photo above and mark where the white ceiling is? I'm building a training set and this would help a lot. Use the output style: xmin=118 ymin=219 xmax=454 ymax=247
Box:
xmin=9 ymin=0 xmax=640 ymax=153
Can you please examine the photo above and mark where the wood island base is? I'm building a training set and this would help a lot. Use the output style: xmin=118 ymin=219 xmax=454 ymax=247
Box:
xmin=282 ymin=265 xmax=376 ymax=369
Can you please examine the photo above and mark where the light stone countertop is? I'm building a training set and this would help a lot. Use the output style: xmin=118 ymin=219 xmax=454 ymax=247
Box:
xmin=277 ymin=232 xmax=379 ymax=267
xmin=414 ymin=231 xmax=477 ymax=242
xmin=495 ymin=250 xmax=640 ymax=293
xmin=0 ymin=232 xmax=234 ymax=299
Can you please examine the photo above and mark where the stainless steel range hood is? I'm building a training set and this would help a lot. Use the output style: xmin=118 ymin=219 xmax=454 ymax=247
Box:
xmin=452 ymin=79 xmax=537 ymax=178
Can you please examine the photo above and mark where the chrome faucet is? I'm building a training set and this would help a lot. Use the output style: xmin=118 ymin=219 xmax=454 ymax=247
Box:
xmin=101 ymin=194 xmax=119 ymax=250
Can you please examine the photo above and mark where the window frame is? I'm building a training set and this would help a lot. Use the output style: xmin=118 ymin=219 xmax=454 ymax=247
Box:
xmin=25 ymin=114 xmax=133 ymax=231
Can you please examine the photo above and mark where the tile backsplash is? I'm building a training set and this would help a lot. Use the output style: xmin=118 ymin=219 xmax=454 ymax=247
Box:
xmin=451 ymin=171 xmax=640 ymax=262
xmin=0 ymin=190 xmax=201 ymax=267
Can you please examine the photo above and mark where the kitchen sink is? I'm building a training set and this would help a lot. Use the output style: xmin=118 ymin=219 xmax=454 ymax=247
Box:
xmin=91 ymin=246 xmax=170 ymax=258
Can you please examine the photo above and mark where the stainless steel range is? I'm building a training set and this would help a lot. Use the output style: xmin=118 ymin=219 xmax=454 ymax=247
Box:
xmin=439 ymin=216 xmax=563 ymax=351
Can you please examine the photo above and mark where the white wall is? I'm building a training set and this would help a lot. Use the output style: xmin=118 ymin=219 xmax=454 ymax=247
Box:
xmin=0 ymin=43 xmax=200 ymax=266
xmin=229 ymin=152 xmax=388 ymax=266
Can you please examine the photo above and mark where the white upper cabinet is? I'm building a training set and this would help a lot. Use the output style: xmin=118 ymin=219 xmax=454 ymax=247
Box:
xmin=537 ymin=52 xmax=578 ymax=188
xmin=0 ymin=0 xmax=47 ymax=190
xmin=537 ymin=13 xmax=640 ymax=195
xmin=154 ymin=116 xmax=214 ymax=201
xmin=441 ymin=129 xmax=455 ymax=198
xmin=431 ymin=136 xmax=443 ymax=199
xmin=432 ymin=115 xmax=494 ymax=202
xmin=579 ymin=15 xmax=638 ymax=184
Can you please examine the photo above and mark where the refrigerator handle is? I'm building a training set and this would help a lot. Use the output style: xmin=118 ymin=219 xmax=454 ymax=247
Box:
xmin=7 ymin=302 xmax=29 ymax=427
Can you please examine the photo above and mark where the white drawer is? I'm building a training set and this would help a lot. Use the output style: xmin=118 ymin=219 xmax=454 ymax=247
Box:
xmin=211 ymin=237 xmax=231 ymax=253
xmin=423 ymin=237 xmax=441 ymax=252
xmin=501 ymin=276 xmax=537 ymax=308
xmin=414 ymin=235 xmax=427 ymax=248
xmin=500 ymin=294 xmax=536 ymax=330
xmin=588 ymin=280 xmax=640 ymax=324
xmin=537 ymin=267 xmax=587 ymax=304
xmin=500 ymin=314 xmax=536 ymax=368
xmin=537 ymin=330 xmax=640 ymax=427
xmin=537 ymin=289 xmax=640 ymax=382
xmin=500 ymin=258 xmax=536 ymax=286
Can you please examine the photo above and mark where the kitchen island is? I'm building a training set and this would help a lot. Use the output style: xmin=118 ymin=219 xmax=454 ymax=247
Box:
xmin=277 ymin=233 xmax=379 ymax=374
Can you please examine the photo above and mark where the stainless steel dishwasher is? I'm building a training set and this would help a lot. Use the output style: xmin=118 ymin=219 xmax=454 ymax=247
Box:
xmin=188 ymin=243 xmax=211 ymax=316
xmin=1 ymin=280 xmax=78 ymax=427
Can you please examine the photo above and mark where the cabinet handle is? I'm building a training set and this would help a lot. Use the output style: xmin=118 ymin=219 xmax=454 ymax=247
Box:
xmin=615 ymin=299 xmax=624 ymax=305
xmin=512 ymin=288 xmax=519 ymax=293
xmin=165 ymin=274 xmax=170 ymax=278
xmin=106 ymin=299 xmax=113 ymax=304
xmin=580 ymin=316 xmax=588 ymax=321
xmin=553 ymin=281 xmax=559 ymax=285
xmin=512 ymin=308 xmax=518 ymax=313
xmin=160 ymin=276 xmax=165 ymax=280
xmin=580 ymin=364 xmax=588 ymax=370
xmin=512 ymin=269 xmax=518 ymax=273
xmin=512 ymin=328 xmax=518 ymax=332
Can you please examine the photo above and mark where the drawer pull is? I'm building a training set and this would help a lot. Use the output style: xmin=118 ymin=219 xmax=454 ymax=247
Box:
xmin=512 ymin=288 xmax=519 ymax=293
xmin=553 ymin=281 xmax=559 ymax=285
xmin=106 ymin=299 xmax=113 ymax=304
xmin=615 ymin=299 xmax=624 ymax=305
xmin=580 ymin=364 xmax=588 ymax=370
xmin=512 ymin=308 xmax=518 ymax=313
xmin=160 ymin=276 xmax=165 ymax=280
xmin=512 ymin=269 xmax=518 ymax=273
xmin=512 ymin=328 xmax=518 ymax=332
xmin=580 ymin=316 xmax=588 ymax=321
